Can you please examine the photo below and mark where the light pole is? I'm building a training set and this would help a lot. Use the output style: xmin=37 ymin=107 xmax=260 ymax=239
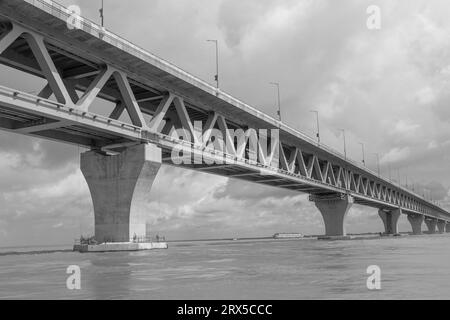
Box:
xmin=388 ymin=162 xmax=392 ymax=181
xmin=359 ymin=142 xmax=365 ymax=166
xmin=372 ymin=153 xmax=381 ymax=177
xmin=207 ymin=40 xmax=219 ymax=89
xmin=99 ymin=0 xmax=104 ymax=27
xmin=270 ymin=82 xmax=281 ymax=121
xmin=339 ymin=129 xmax=347 ymax=159
xmin=310 ymin=110 xmax=320 ymax=144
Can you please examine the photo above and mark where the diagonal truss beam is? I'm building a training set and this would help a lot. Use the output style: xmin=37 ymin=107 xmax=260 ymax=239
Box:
xmin=0 ymin=21 xmax=442 ymax=218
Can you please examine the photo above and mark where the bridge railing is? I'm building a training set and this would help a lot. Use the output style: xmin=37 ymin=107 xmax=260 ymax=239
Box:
xmin=6 ymin=1 xmax=448 ymax=216
xmin=21 ymin=0 xmax=442 ymax=211
xmin=23 ymin=0 xmax=214 ymax=91
xmin=0 ymin=83 xmax=446 ymax=216
xmin=0 ymin=85 xmax=142 ymax=134
xmin=155 ymin=132 xmax=450 ymax=217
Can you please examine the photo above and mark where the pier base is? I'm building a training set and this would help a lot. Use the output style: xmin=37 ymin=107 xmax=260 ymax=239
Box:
xmin=311 ymin=194 xmax=353 ymax=237
xmin=425 ymin=218 xmax=438 ymax=234
xmin=437 ymin=220 xmax=447 ymax=234
xmin=378 ymin=208 xmax=401 ymax=235
xmin=81 ymin=143 xmax=161 ymax=244
xmin=407 ymin=214 xmax=424 ymax=235
xmin=74 ymin=242 xmax=168 ymax=253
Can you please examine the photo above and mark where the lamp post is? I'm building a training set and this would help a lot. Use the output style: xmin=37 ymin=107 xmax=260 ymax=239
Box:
xmin=270 ymin=82 xmax=281 ymax=121
xmin=372 ymin=153 xmax=381 ymax=177
xmin=310 ymin=110 xmax=320 ymax=144
xmin=339 ymin=129 xmax=347 ymax=159
xmin=388 ymin=162 xmax=392 ymax=181
xmin=359 ymin=142 xmax=365 ymax=166
xmin=99 ymin=0 xmax=104 ymax=27
xmin=207 ymin=40 xmax=219 ymax=89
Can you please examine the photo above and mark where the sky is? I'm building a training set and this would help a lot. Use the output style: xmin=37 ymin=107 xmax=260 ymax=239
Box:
xmin=1 ymin=0 xmax=450 ymax=246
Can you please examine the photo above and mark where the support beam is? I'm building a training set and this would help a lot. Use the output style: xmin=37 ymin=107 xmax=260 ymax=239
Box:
xmin=310 ymin=194 xmax=353 ymax=238
xmin=437 ymin=220 xmax=446 ymax=234
xmin=378 ymin=208 xmax=401 ymax=235
xmin=23 ymin=33 xmax=72 ymax=105
xmin=0 ymin=24 xmax=23 ymax=55
xmin=425 ymin=218 xmax=438 ymax=234
xmin=76 ymin=67 xmax=114 ymax=111
xmin=113 ymin=71 xmax=148 ymax=128
xmin=15 ymin=120 xmax=70 ymax=133
xmin=81 ymin=143 xmax=161 ymax=243
xmin=407 ymin=214 xmax=424 ymax=235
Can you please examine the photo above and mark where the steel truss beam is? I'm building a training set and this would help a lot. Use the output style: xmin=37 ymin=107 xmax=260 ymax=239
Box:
xmin=0 ymin=20 xmax=446 ymax=221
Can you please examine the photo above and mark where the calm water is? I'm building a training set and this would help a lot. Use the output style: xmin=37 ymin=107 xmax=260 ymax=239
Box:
xmin=0 ymin=234 xmax=449 ymax=300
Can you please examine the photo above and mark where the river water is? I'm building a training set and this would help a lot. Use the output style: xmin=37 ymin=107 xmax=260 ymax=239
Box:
xmin=0 ymin=234 xmax=449 ymax=299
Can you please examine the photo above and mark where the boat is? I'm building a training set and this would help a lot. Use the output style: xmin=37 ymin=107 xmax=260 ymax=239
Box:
xmin=273 ymin=233 xmax=304 ymax=239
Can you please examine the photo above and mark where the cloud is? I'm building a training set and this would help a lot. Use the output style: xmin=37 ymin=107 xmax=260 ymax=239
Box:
xmin=213 ymin=178 xmax=298 ymax=201
xmin=381 ymin=147 xmax=412 ymax=163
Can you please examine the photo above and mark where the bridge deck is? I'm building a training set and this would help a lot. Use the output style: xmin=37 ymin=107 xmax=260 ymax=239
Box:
xmin=0 ymin=0 xmax=448 ymax=221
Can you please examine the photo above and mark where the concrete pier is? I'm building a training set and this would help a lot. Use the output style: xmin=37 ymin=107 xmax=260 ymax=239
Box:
xmin=425 ymin=218 xmax=438 ymax=234
xmin=407 ymin=214 xmax=424 ymax=235
xmin=311 ymin=194 xmax=353 ymax=239
xmin=81 ymin=143 xmax=161 ymax=244
xmin=378 ymin=208 xmax=401 ymax=235
xmin=437 ymin=220 xmax=447 ymax=234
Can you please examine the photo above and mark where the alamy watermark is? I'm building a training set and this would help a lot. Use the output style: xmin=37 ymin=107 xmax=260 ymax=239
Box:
xmin=167 ymin=123 xmax=280 ymax=176
xmin=366 ymin=265 xmax=381 ymax=290
xmin=66 ymin=265 xmax=81 ymax=290
xmin=66 ymin=5 xmax=82 ymax=30
xmin=366 ymin=5 xmax=381 ymax=30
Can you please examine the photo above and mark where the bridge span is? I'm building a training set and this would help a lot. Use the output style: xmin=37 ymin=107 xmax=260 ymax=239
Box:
xmin=0 ymin=0 xmax=448 ymax=242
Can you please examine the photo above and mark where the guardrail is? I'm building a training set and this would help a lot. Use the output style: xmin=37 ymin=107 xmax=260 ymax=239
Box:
xmin=19 ymin=0 xmax=444 ymax=211
xmin=0 ymin=85 xmax=142 ymax=133
xmin=0 ymin=84 xmax=446 ymax=216
xmin=154 ymin=132 xmax=449 ymax=217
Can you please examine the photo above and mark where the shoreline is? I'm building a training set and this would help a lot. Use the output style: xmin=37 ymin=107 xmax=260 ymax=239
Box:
xmin=1 ymin=232 xmax=448 ymax=256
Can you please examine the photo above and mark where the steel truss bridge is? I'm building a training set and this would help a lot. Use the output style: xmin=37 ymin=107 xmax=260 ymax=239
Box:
xmin=0 ymin=0 xmax=448 ymax=239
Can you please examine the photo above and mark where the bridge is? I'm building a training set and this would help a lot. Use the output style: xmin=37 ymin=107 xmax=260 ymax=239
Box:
xmin=0 ymin=0 xmax=448 ymax=243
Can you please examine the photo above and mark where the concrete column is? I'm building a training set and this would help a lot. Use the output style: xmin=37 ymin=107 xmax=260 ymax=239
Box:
xmin=378 ymin=208 xmax=401 ymax=235
xmin=424 ymin=218 xmax=438 ymax=234
xmin=407 ymin=214 xmax=424 ymax=235
xmin=311 ymin=194 xmax=353 ymax=238
xmin=437 ymin=220 xmax=446 ymax=234
xmin=81 ymin=143 xmax=161 ymax=243
xmin=446 ymin=223 xmax=450 ymax=233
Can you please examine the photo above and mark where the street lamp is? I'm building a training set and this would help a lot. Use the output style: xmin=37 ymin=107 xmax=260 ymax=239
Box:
xmin=372 ymin=153 xmax=381 ymax=177
xmin=339 ymin=129 xmax=347 ymax=159
xmin=310 ymin=110 xmax=320 ymax=144
xmin=207 ymin=40 xmax=219 ymax=89
xmin=359 ymin=142 xmax=365 ymax=166
xmin=99 ymin=0 xmax=104 ymax=27
xmin=388 ymin=162 xmax=392 ymax=181
xmin=270 ymin=82 xmax=281 ymax=122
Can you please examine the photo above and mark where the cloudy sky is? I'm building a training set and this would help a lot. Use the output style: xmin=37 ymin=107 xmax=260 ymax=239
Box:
xmin=1 ymin=0 xmax=450 ymax=246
